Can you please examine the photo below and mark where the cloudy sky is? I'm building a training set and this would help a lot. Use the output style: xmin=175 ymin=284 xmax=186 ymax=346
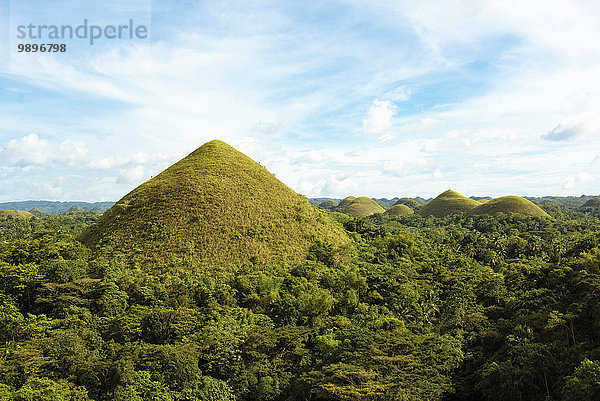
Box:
xmin=1 ymin=0 xmax=599 ymax=201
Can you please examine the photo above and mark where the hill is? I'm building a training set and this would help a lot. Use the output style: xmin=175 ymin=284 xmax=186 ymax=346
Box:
xmin=335 ymin=196 xmax=385 ymax=218
xmin=582 ymin=197 xmax=600 ymax=208
xmin=469 ymin=196 xmax=550 ymax=217
xmin=318 ymin=200 xmax=339 ymax=211
xmin=393 ymin=197 xmax=421 ymax=210
xmin=418 ymin=190 xmax=480 ymax=217
xmin=385 ymin=204 xmax=414 ymax=217
xmin=80 ymin=140 xmax=349 ymax=268
xmin=0 ymin=210 xmax=36 ymax=220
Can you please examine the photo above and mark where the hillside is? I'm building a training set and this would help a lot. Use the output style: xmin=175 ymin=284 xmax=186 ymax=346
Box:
xmin=0 ymin=210 xmax=36 ymax=220
xmin=418 ymin=190 xmax=480 ymax=217
xmin=385 ymin=204 xmax=414 ymax=217
xmin=469 ymin=196 xmax=550 ymax=217
xmin=335 ymin=196 xmax=385 ymax=217
xmin=80 ymin=140 xmax=349 ymax=268
xmin=318 ymin=199 xmax=339 ymax=211
xmin=582 ymin=197 xmax=600 ymax=208
xmin=393 ymin=197 xmax=421 ymax=210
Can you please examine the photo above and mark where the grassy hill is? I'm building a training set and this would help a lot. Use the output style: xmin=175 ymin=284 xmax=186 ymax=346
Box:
xmin=418 ymin=190 xmax=480 ymax=217
xmin=0 ymin=210 xmax=36 ymax=220
xmin=582 ymin=197 xmax=600 ymax=208
xmin=393 ymin=197 xmax=421 ymax=210
xmin=335 ymin=196 xmax=385 ymax=218
xmin=469 ymin=196 xmax=550 ymax=217
xmin=385 ymin=204 xmax=414 ymax=217
xmin=318 ymin=200 xmax=339 ymax=211
xmin=80 ymin=140 xmax=350 ymax=268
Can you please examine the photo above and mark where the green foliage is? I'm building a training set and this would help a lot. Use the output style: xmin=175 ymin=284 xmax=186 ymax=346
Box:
xmin=2 ymin=186 xmax=600 ymax=400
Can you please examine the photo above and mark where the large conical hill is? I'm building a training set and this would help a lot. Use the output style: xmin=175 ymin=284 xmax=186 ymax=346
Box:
xmin=80 ymin=140 xmax=350 ymax=267
xmin=418 ymin=190 xmax=480 ymax=217
xmin=468 ymin=196 xmax=549 ymax=217
xmin=335 ymin=196 xmax=385 ymax=218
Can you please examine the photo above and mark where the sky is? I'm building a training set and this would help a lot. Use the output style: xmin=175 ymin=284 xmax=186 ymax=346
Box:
xmin=0 ymin=0 xmax=600 ymax=202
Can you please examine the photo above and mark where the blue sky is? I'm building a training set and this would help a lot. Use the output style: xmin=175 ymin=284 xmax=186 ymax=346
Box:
xmin=1 ymin=0 xmax=600 ymax=201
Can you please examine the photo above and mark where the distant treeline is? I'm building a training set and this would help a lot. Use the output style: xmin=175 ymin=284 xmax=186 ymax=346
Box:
xmin=0 ymin=201 xmax=114 ymax=214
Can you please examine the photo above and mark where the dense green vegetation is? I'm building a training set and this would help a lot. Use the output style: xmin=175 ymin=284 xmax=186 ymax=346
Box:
xmin=2 ymin=143 xmax=600 ymax=400
xmin=1 ymin=197 xmax=600 ymax=400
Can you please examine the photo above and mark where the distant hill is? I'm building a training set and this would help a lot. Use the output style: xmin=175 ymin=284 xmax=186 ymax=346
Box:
xmin=0 ymin=201 xmax=113 ymax=214
xmin=335 ymin=196 xmax=385 ymax=218
xmin=469 ymin=196 xmax=550 ymax=217
xmin=393 ymin=197 xmax=421 ymax=210
xmin=418 ymin=190 xmax=480 ymax=218
xmin=0 ymin=210 xmax=36 ymax=220
xmin=80 ymin=140 xmax=349 ymax=268
xmin=582 ymin=197 xmax=600 ymax=208
xmin=385 ymin=204 xmax=414 ymax=217
xmin=318 ymin=200 xmax=339 ymax=211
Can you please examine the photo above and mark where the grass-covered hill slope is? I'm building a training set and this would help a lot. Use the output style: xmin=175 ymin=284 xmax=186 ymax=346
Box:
xmin=318 ymin=199 xmax=339 ymax=210
xmin=582 ymin=197 xmax=600 ymax=208
xmin=418 ymin=190 xmax=480 ymax=217
xmin=393 ymin=197 xmax=421 ymax=210
xmin=469 ymin=196 xmax=550 ymax=217
xmin=335 ymin=196 xmax=385 ymax=218
xmin=385 ymin=204 xmax=414 ymax=217
xmin=80 ymin=140 xmax=349 ymax=268
xmin=0 ymin=210 xmax=36 ymax=220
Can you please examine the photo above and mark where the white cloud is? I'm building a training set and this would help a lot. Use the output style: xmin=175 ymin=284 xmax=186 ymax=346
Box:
xmin=291 ymin=150 xmax=327 ymax=165
xmin=433 ymin=168 xmax=442 ymax=179
xmin=363 ymin=99 xmax=398 ymax=135
xmin=382 ymin=159 xmax=405 ymax=177
xmin=542 ymin=113 xmax=600 ymax=141
xmin=0 ymin=134 xmax=88 ymax=168
xmin=117 ymin=165 xmax=146 ymax=184
xmin=422 ymin=139 xmax=438 ymax=153
xmin=318 ymin=176 xmax=358 ymax=197
xmin=563 ymin=172 xmax=594 ymax=189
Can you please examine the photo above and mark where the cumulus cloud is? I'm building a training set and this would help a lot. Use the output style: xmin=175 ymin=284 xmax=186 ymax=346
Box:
xmin=0 ymin=134 xmax=87 ymax=168
xmin=318 ymin=176 xmax=358 ymax=197
xmin=433 ymin=168 xmax=442 ymax=179
xmin=291 ymin=150 xmax=327 ymax=165
xmin=563 ymin=172 xmax=594 ymax=189
xmin=117 ymin=165 xmax=146 ymax=184
xmin=363 ymin=100 xmax=398 ymax=135
xmin=543 ymin=113 xmax=600 ymax=141
xmin=382 ymin=160 xmax=405 ymax=177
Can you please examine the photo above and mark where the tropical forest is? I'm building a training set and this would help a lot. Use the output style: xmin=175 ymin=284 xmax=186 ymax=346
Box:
xmin=1 ymin=140 xmax=600 ymax=401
